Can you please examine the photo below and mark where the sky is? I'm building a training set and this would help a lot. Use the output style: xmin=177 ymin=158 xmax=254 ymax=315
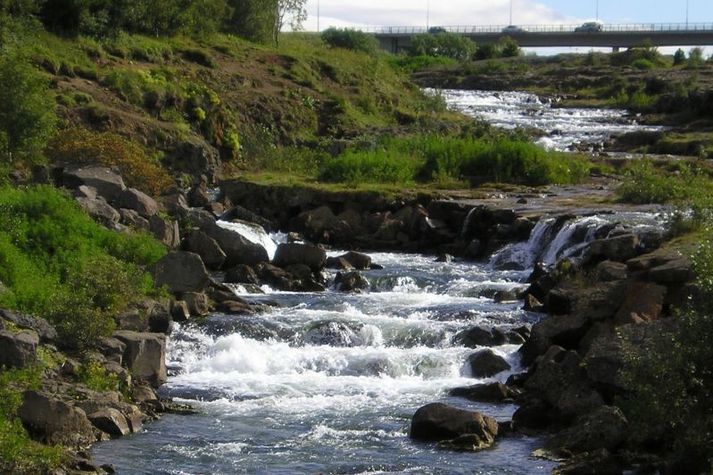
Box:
xmin=302 ymin=0 xmax=713 ymax=30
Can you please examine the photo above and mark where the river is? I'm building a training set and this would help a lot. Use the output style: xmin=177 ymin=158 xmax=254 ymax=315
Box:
xmin=91 ymin=92 xmax=665 ymax=474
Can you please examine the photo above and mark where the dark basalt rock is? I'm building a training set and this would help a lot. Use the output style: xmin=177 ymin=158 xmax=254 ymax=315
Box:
xmin=410 ymin=403 xmax=498 ymax=451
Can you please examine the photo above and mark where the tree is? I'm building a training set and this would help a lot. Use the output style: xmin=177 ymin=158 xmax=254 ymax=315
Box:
xmin=410 ymin=32 xmax=475 ymax=61
xmin=499 ymin=36 xmax=520 ymax=58
xmin=673 ymin=48 xmax=686 ymax=66
xmin=274 ymin=0 xmax=307 ymax=45
xmin=0 ymin=51 xmax=56 ymax=165
xmin=227 ymin=0 xmax=277 ymax=44
xmin=688 ymin=47 xmax=706 ymax=69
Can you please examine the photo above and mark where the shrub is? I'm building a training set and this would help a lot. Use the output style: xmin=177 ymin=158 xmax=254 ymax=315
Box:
xmin=673 ymin=48 xmax=687 ymax=66
xmin=78 ymin=361 xmax=120 ymax=392
xmin=617 ymin=160 xmax=713 ymax=206
xmin=0 ymin=50 xmax=56 ymax=166
xmin=632 ymin=58 xmax=655 ymax=70
xmin=49 ymin=128 xmax=173 ymax=195
xmin=410 ymin=32 xmax=476 ymax=61
xmin=688 ymin=47 xmax=706 ymax=69
xmin=321 ymin=28 xmax=379 ymax=55
xmin=499 ymin=36 xmax=521 ymax=58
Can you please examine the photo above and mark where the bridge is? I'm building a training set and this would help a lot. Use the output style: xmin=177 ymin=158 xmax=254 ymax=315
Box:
xmin=367 ymin=23 xmax=713 ymax=53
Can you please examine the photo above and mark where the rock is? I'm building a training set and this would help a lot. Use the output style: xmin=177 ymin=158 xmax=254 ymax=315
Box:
xmin=131 ymin=384 xmax=158 ymax=404
xmin=119 ymin=208 xmax=150 ymax=231
xmin=153 ymin=251 xmax=209 ymax=294
xmin=466 ymin=349 xmax=511 ymax=378
xmin=0 ymin=330 xmax=38 ymax=368
xmin=546 ymin=406 xmax=628 ymax=455
xmin=76 ymin=196 xmax=121 ymax=227
xmin=513 ymin=398 xmax=559 ymax=430
xmin=63 ymin=166 xmax=126 ymax=202
xmin=552 ymin=449 xmax=624 ymax=475
xmin=74 ymin=185 xmax=97 ymax=200
xmin=97 ymin=338 xmax=126 ymax=365
xmin=272 ymin=243 xmax=327 ymax=273
xmin=181 ymin=292 xmax=210 ymax=316
xmin=203 ymin=222 xmax=269 ymax=267
xmin=325 ymin=256 xmax=355 ymax=270
xmin=410 ymin=403 xmax=498 ymax=450
xmin=88 ymin=408 xmax=131 ymax=437
xmin=147 ymin=302 xmax=173 ymax=334
xmin=162 ymin=193 xmax=189 ymax=217
xmin=297 ymin=206 xmax=352 ymax=243
xmin=113 ymin=331 xmax=167 ymax=387
xmin=435 ymin=253 xmax=453 ymax=263
xmin=334 ymin=271 xmax=370 ymax=292
xmin=613 ymin=282 xmax=666 ymax=325
xmin=303 ymin=321 xmax=364 ymax=347
xmin=464 ymin=239 xmax=482 ymax=260
xmin=118 ymin=188 xmax=159 ymax=217
xmin=594 ymin=261 xmax=628 ymax=282
xmin=183 ymin=230 xmax=226 ymax=270
xmin=448 ymin=382 xmax=520 ymax=402
xmin=525 ymin=294 xmax=546 ymax=312
xmin=221 ymin=205 xmax=273 ymax=231
xmin=187 ymin=182 xmax=211 ymax=208
xmin=338 ymin=251 xmax=372 ymax=270
xmin=170 ymin=300 xmax=191 ymax=322
xmin=648 ymin=258 xmax=693 ymax=284
xmin=185 ymin=208 xmax=216 ymax=229
xmin=455 ymin=326 xmax=508 ymax=348
xmin=18 ymin=391 xmax=95 ymax=446
xmin=225 ymin=265 xmax=260 ymax=285
xmin=217 ymin=300 xmax=254 ymax=314
xmin=0 ymin=309 xmax=57 ymax=343
xmin=586 ymin=234 xmax=640 ymax=263
xmin=149 ymin=215 xmax=180 ymax=248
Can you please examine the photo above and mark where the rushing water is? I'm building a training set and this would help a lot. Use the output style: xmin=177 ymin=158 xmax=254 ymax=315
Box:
xmin=435 ymin=89 xmax=665 ymax=152
xmin=93 ymin=249 xmax=561 ymax=474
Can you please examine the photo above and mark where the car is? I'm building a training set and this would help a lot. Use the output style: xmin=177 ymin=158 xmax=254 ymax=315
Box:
xmin=575 ymin=21 xmax=603 ymax=33
xmin=428 ymin=26 xmax=447 ymax=34
xmin=502 ymin=25 xmax=525 ymax=34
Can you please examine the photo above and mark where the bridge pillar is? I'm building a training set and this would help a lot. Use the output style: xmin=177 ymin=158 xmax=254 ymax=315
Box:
xmin=612 ymin=46 xmax=620 ymax=53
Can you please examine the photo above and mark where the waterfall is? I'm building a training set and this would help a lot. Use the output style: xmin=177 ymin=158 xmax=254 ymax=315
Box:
xmin=217 ymin=220 xmax=279 ymax=260
xmin=539 ymin=216 xmax=608 ymax=265
xmin=488 ymin=218 xmax=557 ymax=270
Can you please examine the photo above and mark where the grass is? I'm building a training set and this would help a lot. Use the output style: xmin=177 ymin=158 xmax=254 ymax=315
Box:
xmin=319 ymin=136 xmax=592 ymax=187
xmin=0 ymin=186 xmax=166 ymax=350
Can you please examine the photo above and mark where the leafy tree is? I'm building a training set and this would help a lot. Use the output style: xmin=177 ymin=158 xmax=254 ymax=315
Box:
xmin=321 ymin=28 xmax=379 ymax=54
xmin=673 ymin=48 xmax=686 ymax=66
xmin=0 ymin=51 xmax=56 ymax=166
xmin=228 ymin=0 xmax=277 ymax=44
xmin=274 ymin=0 xmax=307 ymax=45
xmin=499 ymin=36 xmax=520 ymax=58
xmin=688 ymin=47 xmax=706 ymax=69
xmin=410 ymin=32 xmax=475 ymax=61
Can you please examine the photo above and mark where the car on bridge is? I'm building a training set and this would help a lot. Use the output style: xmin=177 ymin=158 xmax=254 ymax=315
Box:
xmin=575 ymin=21 xmax=603 ymax=32
xmin=502 ymin=25 xmax=526 ymax=34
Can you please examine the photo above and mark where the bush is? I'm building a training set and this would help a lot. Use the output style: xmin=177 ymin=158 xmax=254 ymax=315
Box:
xmin=688 ymin=47 xmax=706 ymax=69
xmin=673 ymin=48 xmax=687 ymax=66
xmin=321 ymin=28 xmax=379 ymax=55
xmin=410 ymin=32 xmax=476 ymax=61
xmin=632 ymin=58 xmax=655 ymax=70
xmin=78 ymin=361 xmax=120 ymax=392
xmin=49 ymin=128 xmax=172 ymax=195
xmin=0 ymin=50 xmax=56 ymax=167
xmin=0 ymin=186 xmax=165 ymax=350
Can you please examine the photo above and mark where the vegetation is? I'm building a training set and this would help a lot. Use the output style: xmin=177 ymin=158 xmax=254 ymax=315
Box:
xmin=321 ymin=28 xmax=379 ymax=55
xmin=0 ymin=186 xmax=166 ymax=350
xmin=319 ymin=136 xmax=591 ymax=187
xmin=410 ymin=32 xmax=476 ymax=61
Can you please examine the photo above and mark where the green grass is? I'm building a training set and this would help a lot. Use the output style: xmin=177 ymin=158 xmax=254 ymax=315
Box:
xmin=319 ymin=136 xmax=591 ymax=186
xmin=0 ymin=186 xmax=166 ymax=350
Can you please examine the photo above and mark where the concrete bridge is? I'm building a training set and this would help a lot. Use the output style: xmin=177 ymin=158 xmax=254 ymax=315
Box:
xmin=367 ymin=23 xmax=713 ymax=53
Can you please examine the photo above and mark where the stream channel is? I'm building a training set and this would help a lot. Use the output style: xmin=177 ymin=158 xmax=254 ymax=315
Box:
xmin=92 ymin=91 xmax=667 ymax=474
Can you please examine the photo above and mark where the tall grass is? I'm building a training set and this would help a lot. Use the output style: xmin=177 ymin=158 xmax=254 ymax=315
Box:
xmin=319 ymin=136 xmax=591 ymax=186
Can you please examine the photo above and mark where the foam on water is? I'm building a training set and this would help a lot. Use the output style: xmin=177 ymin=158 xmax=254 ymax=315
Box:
xmin=217 ymin=219 xmax=279 ymax=260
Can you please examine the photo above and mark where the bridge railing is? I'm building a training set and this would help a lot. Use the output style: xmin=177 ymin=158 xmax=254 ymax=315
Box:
xmin=362 ymin=23 xmax=713 ymax=35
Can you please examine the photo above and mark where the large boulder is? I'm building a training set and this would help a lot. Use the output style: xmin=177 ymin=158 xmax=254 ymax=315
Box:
xmin=455 ymin=326 xmax=508 ymax=348
xmin=466 ymin=349 xmax=511 ymax=378
xmin=0 ymin=309 xmax=57 ymax=343
xmin=153 ymin=251 xmax=209 ymax=293
xmin=63 ymin=166 xmax=126 ymax=202
xmin=272 ymin=243 xmax=326 ymax=273
xmin=149 ymin=215 xmax=180 ymax=248
xmin=613 ymin=281 xmax=666 ymax=325
xmin=88 ymin=408 xmax=131 ymax=437
xmin=546 ymin=406 xmax=628 ymax=455
xmin=118 ymin=188 xmax=159 ymax=217
xmin=18 ymin=391 xmax=95 ymax=446
xmin=335 ymin=251 xmax=372 ymax=270
xmin=585 ymin=234 xmax=640 ymax=263
xmin=410 ymin=403 xmax=498 ymax=451
xmin=334 ymin=271 xmax=370 ymax=293
xmin=76 ymin=196 xmax=120 ymax=227
xmin=449 ymin=382 xmax=520 ymax=403
xmin=225 ymin=265 xmax=260 ymax=285
xmin=113 ymin=331 xmax=167 ymax=387
xmin=0 ymin=330 xmax=39 ymax=369
xmin=183 ymin=230 xmax=226 ymax=270
xmin=203 ymin=222 xmax=269 ymax=267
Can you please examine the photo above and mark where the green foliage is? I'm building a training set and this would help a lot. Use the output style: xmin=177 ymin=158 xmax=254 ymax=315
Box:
xmin=78 ymin=361 xmax=119 ymax=392
xmin=321 ymin=28 xmax=379 ymax=55
xmin=617 ymin=160 xmax=713 ymax=206
xmin=687 ymin=47 xmax=706 ymax=69
xmin=319 ymin=136 xmax=590 ymax=186
xmin=387 ymin=54 xmax=457 ymax=73
xmin=673 ymin=48 xmax=687 ymax=66
xmin=0 ymin=366 xmax=64 ymax=473
xmin=499 ymin=37 xmax=521 ymax=58
xmin=631 ymin=58 xmax=654 ymax=70
xmin=410 ymin=32 xmax=476 ymax=61
xmin=227 ymin=0 xmax=277 ymax=44
xmin=0 ymin=186 xmax=165 ymax=350
xmin=0 ymin=49 xmax=56 ymax=166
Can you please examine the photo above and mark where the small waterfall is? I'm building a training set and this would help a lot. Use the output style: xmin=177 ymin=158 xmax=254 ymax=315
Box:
xmin=217 ymin=220 xmax=279 ymax=260
xmin=540 ymin=216 xmax=608 ymax=265
xmin=488 ymin=218 xmax=557 ymax=270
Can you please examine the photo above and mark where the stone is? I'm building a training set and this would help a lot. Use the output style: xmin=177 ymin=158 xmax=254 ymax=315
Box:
xmin=162 ymin=193 xmax=189 ymax=218
xmin=613 ymin=282 xmax=666 ymax=325
xmin=119 ymin=208 xmax=150 ymax=231
xmin=410 ymin=403 xmax=498 ymax=450
xmin=338 ymin=251 xmax=372 ymax=270
xmin=73 ymin=185 xmax=97 ymax=200
xmin=586 ymin=234 xmax=640 ymax=263
xmin=325 ymin=257 xmax=355 ymax=271
xmin=183 ymin=230 xmax=226 ymax=270
xmin=203 ymin=222 xmax=269 ymax=267
xmin=147 ymin=302 xmax=173 ymax=334
xmin=297 ymin=206 xmax=352 ymax=243
xmin=464 ymin=239 xmax=482 ymax=260
xmin=552 ymin=449 xmax=624 ymax=475
xmin=97 ymin=338 xmax=126 ymax=365
xmin=225 ymin=265 xmax=260 ymax=285
xmin=185 ymin=208 xmax=216 ymax=229
xmin=149 ymin=215 xmax=180 ymax=248
xmin=63 ymin=166 xmax=126 ymax=202
xmin=435 ymin=253 xmax=453 ymax=263
xmin=594 ymin=261 xmax=628 ymax=282
xmin=88 ymin=408 xmax=131 ymax=437
xmin=513 ymin=398 xmax=559 ymax=430
xmin=76 ymin=196 xmax=120 ymax=227
xmin=153 ymin=251 xmax=209 ymax=294
xmin=466 ymin=349 xmax=511 ymax=378
xmin=648 ymin=258 xmax=693 ymax=284
xmin=255 ymin=262 xmax=298 ymax=291
xmin=170 ymin=300 xmax=191 ymax=322
xmin=0 ymin=330 xmax=38 ymax=369
xmin=272 ymin=243 xmax=327 ymax=273
xmin=334 ymin=271 xmax=370 ymax=293
xmin=131 ymin=384 xmax=158 ymax=404
xmin=217 ymin=300 xmax=254 ymax=314
xmin=546 ymin=406 xmax=628 ymax=455
xmin=18 ymin=391 xmax=95 ymax=446
xmin=118 ymin=188 xmax=159 ymax=217
xmin=113 ymin=331 xmax=167 ymax=387
xmin=0 ymin=309 xmax=57 ymax=343
xmin=455 ymin=326 xmax=508 ymax=348
xmin=448 ymin=382 xmax=520 ymax=402
xmin=187 ymin=182 xmax=211 ymax=208
xmin=181 ymin=292 xmax=210 ymax=316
